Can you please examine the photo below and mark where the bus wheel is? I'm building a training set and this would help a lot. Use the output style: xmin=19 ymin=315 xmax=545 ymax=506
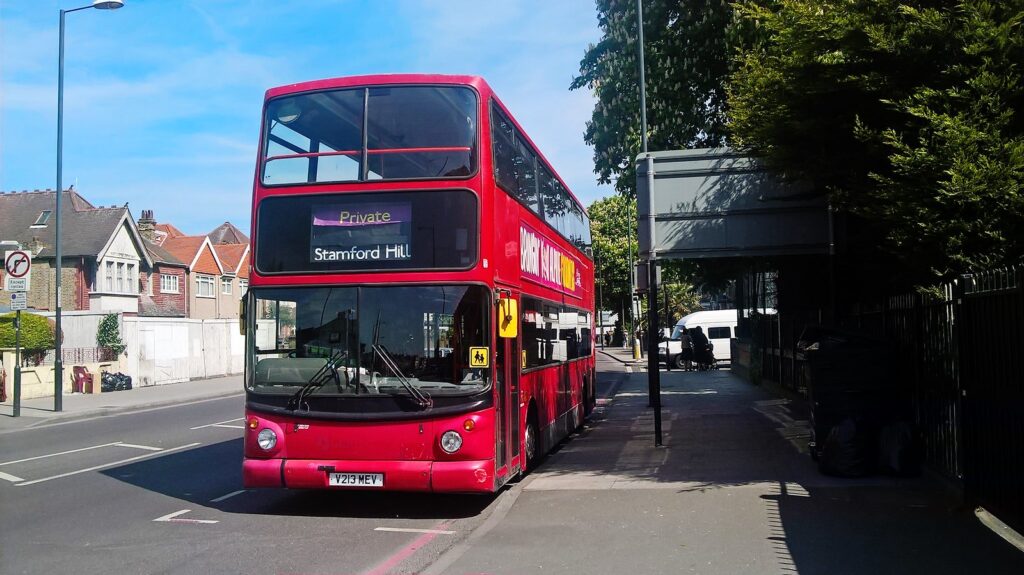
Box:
xmin=524 ymin=409 xmax=539 ymax=471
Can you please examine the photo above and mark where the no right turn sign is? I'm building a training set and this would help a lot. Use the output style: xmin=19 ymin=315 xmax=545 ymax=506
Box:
xmin=4 ymin=250 xmax=32 ymax=292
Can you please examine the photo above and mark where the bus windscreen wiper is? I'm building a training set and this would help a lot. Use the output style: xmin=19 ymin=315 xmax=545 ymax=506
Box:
xmin=372 ymin=344 xmax=432 ymax=409
xmin=287 ymin=349 xmax=348 ymax=411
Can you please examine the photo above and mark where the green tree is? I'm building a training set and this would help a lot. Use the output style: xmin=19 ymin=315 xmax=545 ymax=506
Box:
xmin=590 ymin=194 xmax=701 ymax=332
xmin=96 ymin=313 xmax=126 ymax=356
xmin=571 ymin=0 xmax=749 ymax=197
xmin=728 ymin=0 xmax=1024 ymax=281
xmin=591 ymin=194 xmax=638 ymax=324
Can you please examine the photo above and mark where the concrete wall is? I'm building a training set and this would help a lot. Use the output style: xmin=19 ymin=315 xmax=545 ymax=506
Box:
xmin=0 ymin=349 xmax=123 ymax=399
xmin=36 ymin=311 xmax=243 ymax=390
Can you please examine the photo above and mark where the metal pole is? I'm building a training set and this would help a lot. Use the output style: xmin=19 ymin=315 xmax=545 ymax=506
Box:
xmin=54 ymin=8 xmax=66 ymax=412
xmin=13 ymin=310 xmax=21 ymax=418
xmin=637 ymin=0 xmax=648 ymax=156
xmin=637 ymin=0 xmax=661 ymax=445
xmin=648 ymin=262 xmax=662 ymax=446
xmin=598 ymin=249 xmax=605 ymax=349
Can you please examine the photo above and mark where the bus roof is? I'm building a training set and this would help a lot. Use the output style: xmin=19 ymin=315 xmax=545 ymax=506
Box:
xmin=264 ymin=74 xmax=491 ymax=100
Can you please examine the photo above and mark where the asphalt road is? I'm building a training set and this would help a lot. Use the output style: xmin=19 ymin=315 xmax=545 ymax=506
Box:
xmin=0 ymin=353 xmax=625 ymax=575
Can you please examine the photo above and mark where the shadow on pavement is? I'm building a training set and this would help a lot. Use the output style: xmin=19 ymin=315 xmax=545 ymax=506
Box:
xmin=100 ymin=438 xmax=496 ymax=520
xmin=534 ymin=366 xmax=1024 ymax=574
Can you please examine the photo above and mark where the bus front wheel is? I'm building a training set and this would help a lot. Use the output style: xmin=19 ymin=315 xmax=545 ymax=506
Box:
xmin=524 ymin=409 xmax=539 ymax=471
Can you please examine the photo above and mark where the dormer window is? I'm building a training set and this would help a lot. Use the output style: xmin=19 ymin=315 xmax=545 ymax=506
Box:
xmin=31 ymin=210 xmax=52 ymax=228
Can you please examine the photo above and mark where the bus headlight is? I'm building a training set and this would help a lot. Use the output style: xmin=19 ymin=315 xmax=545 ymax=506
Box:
xmin=257 ymin=428 xmax=278 ymax=451
xmin=440 ymin=430 xmax=463 ymax=453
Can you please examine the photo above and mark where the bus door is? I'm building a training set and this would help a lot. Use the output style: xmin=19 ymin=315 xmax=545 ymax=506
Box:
xmin=495 ymin=295 xmax=521 ymax=478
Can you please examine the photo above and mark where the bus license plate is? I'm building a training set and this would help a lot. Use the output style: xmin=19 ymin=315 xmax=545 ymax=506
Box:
xmin=328 ymin=472 xmax=384 ymax=488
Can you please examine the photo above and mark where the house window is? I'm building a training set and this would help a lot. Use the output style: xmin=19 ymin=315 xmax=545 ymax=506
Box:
xmin=31 ymin=210 xmax=52 ymax=227
xmin=239 ymin=280 xmax=248 ymax=296
xmin=196 ymin=275 xmax=215 ymax=298
xmin=160 ymin=274 xmax=180 ymax=294
xmin=221 ymin=277 xmax=232 ymax=295
xmin=127 ymin=263 xmax=136 ymax=294
xmin=105 ymin=261 xmax=114 ymax=291
xmin=116 ymin=262 xmax=125 ymax=293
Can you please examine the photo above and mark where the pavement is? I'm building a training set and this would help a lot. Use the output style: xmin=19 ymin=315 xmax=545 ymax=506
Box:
xmin=0 ymin=374 xmax=243 ymax=433
xmin=428 ymin=348 xmax=1024 ymax=574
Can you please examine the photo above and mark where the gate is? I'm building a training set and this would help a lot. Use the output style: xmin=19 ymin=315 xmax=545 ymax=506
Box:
xmin=960 ymin=268 xmax=1024 ymax=533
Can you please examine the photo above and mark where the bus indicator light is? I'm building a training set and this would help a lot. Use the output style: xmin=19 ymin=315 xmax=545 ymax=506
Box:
xmin=248 ymin=418 xmax=259 ymax=430
xmin=463 ymin=419 xmax=475 ymax=432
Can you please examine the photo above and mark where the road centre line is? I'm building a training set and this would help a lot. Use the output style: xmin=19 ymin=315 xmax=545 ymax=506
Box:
xmin=210 ymin=489 xmax=246 ymax=503
xmin=115 ymin=443 xmax=164 ymax=452
xmin=0 ymin=471 xmax=25 ymax=483
xmin=190 ymin=418 xmax=244 ymax=430
xmin=213 ymin=424 xmax=245 ymax=429
xmin=154 ymin=509 xmax=219 ymax=524
xmin=15 ymin=442 xmax=202 ymax=487
xmin=374 ymin=527 xmax=457 ymax=535
xmin=0 ymin=442 xmax=123 ymax=466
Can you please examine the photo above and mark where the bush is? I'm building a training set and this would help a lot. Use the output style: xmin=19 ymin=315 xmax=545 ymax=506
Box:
xmin=0 ymin=312 xmax=56 ymax=350
xmin=0 ymin=312 xmax=56 ymax=366
xmin=96 ymin=313 xmax=126 ymax=356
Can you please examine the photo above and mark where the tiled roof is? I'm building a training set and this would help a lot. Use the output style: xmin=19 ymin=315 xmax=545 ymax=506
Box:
xmin=214 ymin=243 xmax=248 ymax=274
xmin=0 ymin=189 xmax=128 ymax=258
xmin=155 ymin=223 xmax=186 ymax=238
xmin=208 ymin=222 xmax=249 ymax=245
xmin=161 ymin=236 xmax=206 ymax=269
xmin=237 ymin=252 xmax=250 ymax=279
xmin=144 ymin=240 xmax=186 ymax=267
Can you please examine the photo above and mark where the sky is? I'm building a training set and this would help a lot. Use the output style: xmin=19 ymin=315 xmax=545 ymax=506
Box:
xmin=0 ymin=0 xmax=611 ymax=237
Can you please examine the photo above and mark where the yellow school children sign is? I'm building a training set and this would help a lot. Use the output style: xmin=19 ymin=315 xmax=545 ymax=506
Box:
xmin=469 ymin=347 xmax=490 ymax=368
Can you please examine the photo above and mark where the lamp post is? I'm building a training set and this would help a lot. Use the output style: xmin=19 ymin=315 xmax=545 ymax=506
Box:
xmin=55 ymin=0 xmax=124 ymax=412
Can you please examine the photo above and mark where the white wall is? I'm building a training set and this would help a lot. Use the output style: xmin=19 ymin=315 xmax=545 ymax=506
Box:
xmin=43 ymin=311 xmax=243 ymax=387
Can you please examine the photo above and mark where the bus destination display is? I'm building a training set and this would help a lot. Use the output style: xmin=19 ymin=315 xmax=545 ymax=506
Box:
xmin=311 ymin=202 xmax=412 ymax=262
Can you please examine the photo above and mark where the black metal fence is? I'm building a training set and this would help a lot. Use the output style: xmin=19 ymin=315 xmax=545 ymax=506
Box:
xmin=753 ymin=266 xmax=1022 ymax=532
xmin=32 ymin=346 xmax=119 ymax=366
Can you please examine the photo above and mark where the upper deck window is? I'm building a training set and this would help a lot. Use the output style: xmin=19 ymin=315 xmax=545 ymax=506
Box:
xmin=262 ymin=86 xmax=477 ymax=185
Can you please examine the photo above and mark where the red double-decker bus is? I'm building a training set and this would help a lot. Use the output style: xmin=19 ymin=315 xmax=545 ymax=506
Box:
xmin=241 ymin=74 xmax=595 ymax=493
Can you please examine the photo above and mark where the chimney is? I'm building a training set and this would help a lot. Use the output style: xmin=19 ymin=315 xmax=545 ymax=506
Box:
xmin=29 ymin=236 xmax=43 ymax=255
xmin=138 ymin=209 xmax=156 ymax=241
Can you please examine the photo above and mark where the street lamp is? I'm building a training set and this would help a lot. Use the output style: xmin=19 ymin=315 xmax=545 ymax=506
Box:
xmin=54 ymin=0 xmax=124 ymax=412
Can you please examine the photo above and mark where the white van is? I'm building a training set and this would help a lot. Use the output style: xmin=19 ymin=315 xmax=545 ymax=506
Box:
xmin=660 ymin=309 xmax=738 ymax=368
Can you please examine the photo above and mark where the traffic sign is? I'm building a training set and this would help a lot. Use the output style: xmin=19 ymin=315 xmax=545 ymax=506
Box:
xmin=4 ymin=250 xmax=31 ymax=292
xmin=10 ymin=292 xmax=27 ymax=311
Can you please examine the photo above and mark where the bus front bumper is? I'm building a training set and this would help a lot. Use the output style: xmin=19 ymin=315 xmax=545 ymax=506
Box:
xmin=243 ymin=457 xmax=496 ymax=493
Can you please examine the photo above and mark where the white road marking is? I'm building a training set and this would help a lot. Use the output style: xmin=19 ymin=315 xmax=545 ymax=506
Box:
xmin=15 ymin=442 xmax=201 ymax=487
xmin=115 ymin=443 xmax=164 ymax=452
xmin=0 ymin=471 xmax=25 ymax=483
xmin=154 ymin=509 xmax=219 ymax=524
xmin=374 ymin=527 xmax=457 ymax=535
xmin=210 ymin=489 xmax=246 ymax=503
xmin=190 ymin=418 xmax=244 ymax=430
xmin=0 ymin=442 xmax=122 ymax=466
xmin=212 ymin=424 xmax=244 ymax=429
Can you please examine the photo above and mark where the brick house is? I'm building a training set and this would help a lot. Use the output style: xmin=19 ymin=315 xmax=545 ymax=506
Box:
xmin=136 ymin=211 xmax=188 ymax=317
xmin=0 ymin=189 xmax=153 ymax=314
xmin=161 ymin=235 xmax=226 ymax=320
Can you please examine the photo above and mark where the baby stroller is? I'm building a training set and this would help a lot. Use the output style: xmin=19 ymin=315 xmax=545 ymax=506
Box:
xmin=695 ymin=342 xmax=717 ymax=371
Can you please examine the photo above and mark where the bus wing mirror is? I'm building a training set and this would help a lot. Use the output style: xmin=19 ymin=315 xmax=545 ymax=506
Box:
xmin=498 ymin=298 xmax=518 ymax=338
xmin=239 ymin=298 xmax=247 ymax=336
